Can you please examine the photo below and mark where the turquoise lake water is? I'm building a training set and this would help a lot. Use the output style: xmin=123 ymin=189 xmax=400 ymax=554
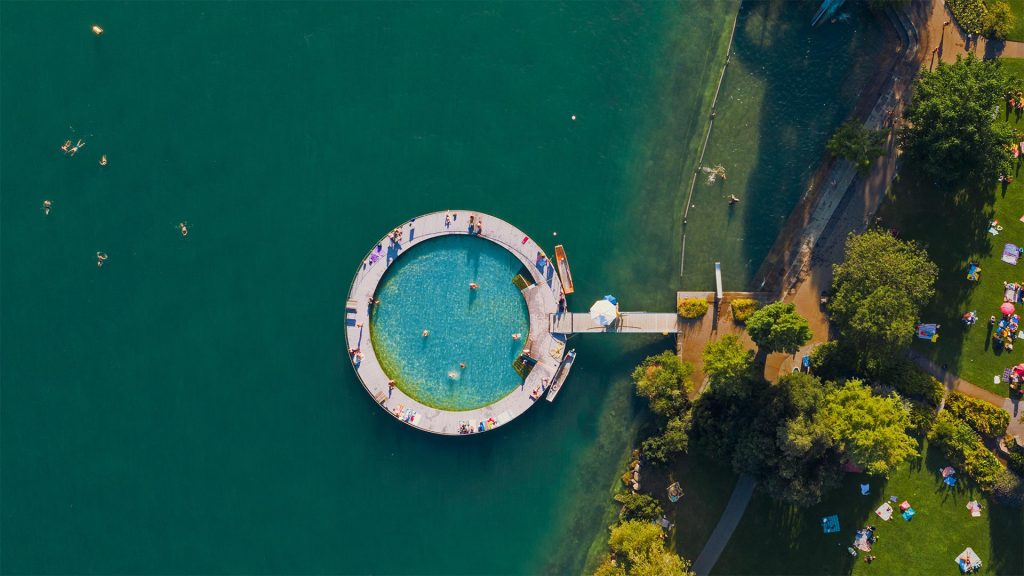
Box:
xmin=1 ymin=1 xmax=886 ymax=573
xmin=371 ymin=235 xmax=528 ymax=410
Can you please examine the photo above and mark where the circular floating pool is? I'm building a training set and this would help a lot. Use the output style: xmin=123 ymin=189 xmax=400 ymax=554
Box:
xmin=370 ymin=234 xmax=530 ymax=410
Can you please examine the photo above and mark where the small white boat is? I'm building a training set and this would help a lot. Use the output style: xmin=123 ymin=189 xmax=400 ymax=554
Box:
xmin=546 ymin=349 xmax=576 ymax=402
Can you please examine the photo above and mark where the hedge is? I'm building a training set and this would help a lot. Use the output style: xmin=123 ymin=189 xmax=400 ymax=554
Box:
xmin=945 ymin=391 xmax=1010 ymax=438
xmin=677 ymin=298 xmax=709 ymax=319
xmin=881 ymin=360 xmax=945 ymax=406
xmin=730 ymin=298 xmax=759 ymax=323
xmin=928 ymin=412 xmax=1003 ymax=489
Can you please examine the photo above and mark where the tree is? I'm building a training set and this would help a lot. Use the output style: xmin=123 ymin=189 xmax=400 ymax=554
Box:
xmin=745 ymin=302 xmax=812 ymax=354
xmin=597 ymin=521 xmax=694 ymax=576
xmin=846 ymin=285 xmax=918 ymax=358
xmin=614 ymin=492 xmax=664 ymax=523
xmin=631 ymin=351 xmax=693 ymax=418
xmin=826 ymin=119 xmax=887 ymax=175
xmin=821 ymin=380 xmax=918 ymax=476
xmin=641 ymin=415 xmax=690 ymax=464
xmin=898 ymin=53 xmax=1014 ymax=188
xmin=702 ymin=335 xmax=754 ymax=395
xmin=985 ymin=1 xmax=1016 ymax=40
xmin=829 ymin=230 xmax=937 ymax=364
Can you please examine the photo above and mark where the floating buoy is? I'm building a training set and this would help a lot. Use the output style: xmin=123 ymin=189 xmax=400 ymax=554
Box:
xmin=92 ymin=25 xmax=104 ymax=36
xmin=571 ymin=115 xmax=576 ymax=121
xmin=99 ymin=154 xmax=108 ymax=166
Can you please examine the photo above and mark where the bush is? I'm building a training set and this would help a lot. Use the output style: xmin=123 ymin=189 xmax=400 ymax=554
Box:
xmin=809 ymin=341 xmax=856 ymax=382
xmin=613 ymin=492 xmax=663 ymax=522
xmin=677 ymin=298 xmax=709 ymax=319
xmin=947 ymin=0 xmax=989 ymax=34
xmin=641 ymin=415 xmax=690 ymax=465
xmin=990 ymin=469 xmax=1024 ymax=507
xmin=1008 ymin=451 xmax=1024 ymax=477
xmin=881 ymin=360 xmax=945 ymax=406
xmin=928 ymin=412 xmax=1003 ymax=489
xmin=945 ymin=391 xmax=1009 ymax=438
xmin=907 ymin=400 xmax=938 ymax=436
xmin=730 ymin=298 xmax=759 ymax=323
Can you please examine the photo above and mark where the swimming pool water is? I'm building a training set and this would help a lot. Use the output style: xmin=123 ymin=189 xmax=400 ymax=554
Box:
xmin=370 ymin=235 xmax=530 ymax=411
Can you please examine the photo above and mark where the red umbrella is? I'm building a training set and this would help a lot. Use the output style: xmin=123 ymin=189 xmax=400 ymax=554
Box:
xmin=1002 ymin=302 xmax=1015 ymax=316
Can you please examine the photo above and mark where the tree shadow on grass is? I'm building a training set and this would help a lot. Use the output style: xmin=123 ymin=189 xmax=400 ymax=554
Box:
xmin=877 ymin=164 xmax=998 ymax=374
xmin=710 ymin=472 xmax=884 ymax=575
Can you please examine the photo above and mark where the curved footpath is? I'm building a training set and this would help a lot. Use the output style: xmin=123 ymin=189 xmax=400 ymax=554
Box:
xmin=345 ymin=210 xmax=565 ymax=435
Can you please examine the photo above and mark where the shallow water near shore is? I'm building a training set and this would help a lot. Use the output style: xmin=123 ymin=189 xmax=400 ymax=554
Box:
xmin=1 ymin=2 xmax=735 ymax=573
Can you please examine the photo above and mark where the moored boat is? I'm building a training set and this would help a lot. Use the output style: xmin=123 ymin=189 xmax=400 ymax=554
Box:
xmin=545 ymin=349 xmax=576 ymax=402
xmin=554 ymin=245 xmax=575 ymax=294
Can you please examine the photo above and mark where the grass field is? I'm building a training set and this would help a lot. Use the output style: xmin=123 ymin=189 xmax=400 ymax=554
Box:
xmin=712 ymin=441 xmax=1024 ymax=575
xmin=875 ymin=58 xmax=1024 ymax=396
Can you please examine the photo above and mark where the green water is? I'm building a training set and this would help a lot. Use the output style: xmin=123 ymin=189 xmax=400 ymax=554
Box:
xmin=681 ymin=0 xmax=887 ymax=290
xmin=1 ymin=2 xmax=737 ymax=573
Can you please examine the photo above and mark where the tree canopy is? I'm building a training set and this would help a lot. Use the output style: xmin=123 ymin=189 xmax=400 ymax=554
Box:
xmin=826 ymin=119 xmax=887 ymax=175
xmin=898 ymin=53 xmax=1014 ymax=188
xmin=745 ymin=302 xmax=812 ymax=354
xmin=690 ymin=370 xmax=842 ymax=505
xmin=821 ymin=380 xmax=918 ymax=476
xmin=702 ymin=335 xmax=754 ymax=395
xmin=595 ymin=520 xmax=694 ymax=576
xmin=631 ymin=351 xmax=693 ymax=418
xmin=829 ymin=230 xmax=937 ymax=365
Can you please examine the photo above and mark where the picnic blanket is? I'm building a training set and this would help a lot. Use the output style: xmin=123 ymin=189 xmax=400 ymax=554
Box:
xmin=1005 ymin=285 xmax=1020 ymax=302
xmin=1003 ymin=244 xmax=1020 ymax=265
xmin=916 ymin=324 xmax=939 ymax=342
xmin=821 ymin=515 xmax=840 ymax=534
xmin=853 ymin=530 xmax=872 ymax=552
xmin=875 ymin=502 xmax=894 ymax=521
xmin=902 ymin=507 xmax=916 ymax=521
xmin=966 ymin=501 xmax=983 ymax=517
xmin=956 ymin=547 xmax=982 ymax=573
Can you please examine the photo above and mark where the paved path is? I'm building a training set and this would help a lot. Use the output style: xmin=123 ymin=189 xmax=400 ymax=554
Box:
xmin=909 ymin=352 xmax=1024 ymax=441
xmin=690 ymin=474 xmax=756 ymax=576
xmin=344 ymin=210 xmax=565 ymax=435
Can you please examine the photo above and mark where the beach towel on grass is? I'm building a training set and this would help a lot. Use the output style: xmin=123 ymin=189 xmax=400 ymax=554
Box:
xmin=902 ymin=507 xmax=916 ymax=521
xmin=821 ymin=515 xmax=840 ymax=534
xmin=875 ymin=503 xmax=894 ymax=521
xmin=967 ymin=501 xmax=983 ymax=517
xmin=1003 ymin=244 xmax=1020 ymax=265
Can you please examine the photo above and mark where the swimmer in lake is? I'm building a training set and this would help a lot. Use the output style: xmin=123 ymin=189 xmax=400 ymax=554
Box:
xmin=728 ymin=194 xmax=740 ymax=205
xmin=60 ymin=140 xmax=72 ymax=154
xmin=512 ymin=333 xmax=522 ymax=340
xmin=99 ymin=154 xmax=108 ymax=166
xmin=96 ymin=251 xmax=108 ymax=267
xmin=69 ymin=139 xmax=85 ymax=157
xmin=43 ymin=200 xmax=52 ymax=215
xmin=179 ymin=222 xmax=189 ymax=237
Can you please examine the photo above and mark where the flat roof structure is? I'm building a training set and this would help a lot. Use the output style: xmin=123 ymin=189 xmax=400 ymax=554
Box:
xmin=345 ymin=211 xmax=565 ymax=435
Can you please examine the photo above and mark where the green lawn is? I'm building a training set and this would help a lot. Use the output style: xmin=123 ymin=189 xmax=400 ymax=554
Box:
xmin=875 ymin=58 xmax=1024 ymax=396
xmin=712 ymin=441 xmax=1024 ymax=575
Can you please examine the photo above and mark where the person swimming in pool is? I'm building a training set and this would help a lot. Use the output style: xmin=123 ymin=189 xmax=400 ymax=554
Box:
xmin=469 ymin=282 xmax=479 ymax=290
xmin=422 ymin=329 xmax=429 ymax=337
xmin=512 ymin=333 xmax=521 ymax=340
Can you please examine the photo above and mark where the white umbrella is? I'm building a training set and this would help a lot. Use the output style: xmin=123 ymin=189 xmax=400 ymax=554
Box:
xmin=590 ymin=299 xmax=618 ymax=326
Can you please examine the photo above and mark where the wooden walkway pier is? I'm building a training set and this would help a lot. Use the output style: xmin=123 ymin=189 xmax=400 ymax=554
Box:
xmin=549 ymin=312 xmax=680 ymax=335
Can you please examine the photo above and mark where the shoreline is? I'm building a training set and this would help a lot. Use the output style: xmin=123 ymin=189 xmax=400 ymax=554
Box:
xmin=751 ymin=5 xmax=911 ymax=295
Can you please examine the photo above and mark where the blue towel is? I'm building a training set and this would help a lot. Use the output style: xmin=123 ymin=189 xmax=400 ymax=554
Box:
xmin=902 ymin=507 xmax=916 ymax=521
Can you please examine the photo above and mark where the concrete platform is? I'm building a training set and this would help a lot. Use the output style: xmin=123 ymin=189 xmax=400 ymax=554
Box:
xmin=345 ymin=211 xmax=564 ymax=435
